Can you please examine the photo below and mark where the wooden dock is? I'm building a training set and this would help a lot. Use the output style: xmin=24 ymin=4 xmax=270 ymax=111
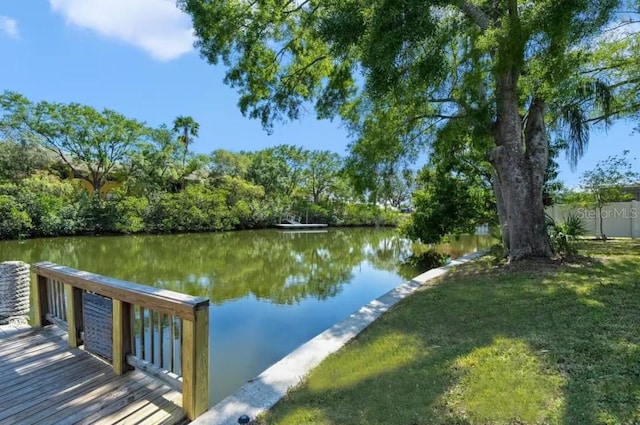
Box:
xmin=0 ymin=325 xmax=186 ymax=425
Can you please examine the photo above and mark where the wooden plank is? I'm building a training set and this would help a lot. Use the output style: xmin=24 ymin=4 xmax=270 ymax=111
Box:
xmin=113 ymin=299 xmax=132 ymax=375
xmin=130 ymin=388 xmax=185 ymax=425
xmin=158 ymin=312 xmax=164 ymax=368
xmin=0 ymin=330 xmax=68 ymax=360
xmin=65 ymin=284 xmax=83 ymax=347
xmin=57 ymin=280 xmax=66 ymax=321
xmin=0 ymin=355 xmax=97 ymax=407
xmin=0 ymin=326 xmax=187 ymax=425
xmin=91 ymin=383 xmax=176 ymax=425
xmin=31 ymin=372 xmax=157 ymax=425
xmin=33 ymin=274 xmax=50 ymax=327
xmin=10 ymin=366 xmax=121 ymax=425
xmin=45 ymin=313 xmax=69 ymax=332
xmin=149 ymin=309 xmax=155 ymax=364
xmin=0 ymin=341 xmax=71 ymax=374
xmin=139 ymin=306 xmax=145 ymax=360
xmin=0 ymin=363 xmax=110 ymax=423
xmin=33 ymin=262 xmax=209 ymax=321
xmin=126 ymin=354 xmax=183 ymax=391
xmin=181 ymin=306 xmax=209 ymax=420
xmin=0 ymin=351 xmax=78 ymax=389
xmin=0 ymin=351 xmax=90 ymax=396
xmin=169 ymin=315 xmax=175 ymax=373
xmin=0 ymin=332 xmax=54 ymax=355
xmin=69 ymin=373 xmax=169 ymax=425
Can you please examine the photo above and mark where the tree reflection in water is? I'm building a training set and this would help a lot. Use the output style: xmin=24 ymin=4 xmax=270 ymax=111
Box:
xmin=1 ymin=228 xmax=494 ymax=405
xmin=0 ymin=229 xmax=493 ymax=305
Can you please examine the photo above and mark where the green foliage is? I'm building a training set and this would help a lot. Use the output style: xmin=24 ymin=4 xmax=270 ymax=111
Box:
xmin=0 ymin=91 xmax=148 ymax=192
xmin=335 ymin=203 xmax=401 ymax=227
xmin=302 ymin=150 xmax=342 ymax=204
xmin=209 ymin=149 xmax=251 ymax=179
xmin=547 ymin=213 xmax=588 ymax=256
xmin=172 ymin=115 xmax=199 ymax=168
xmin=109 ymin=192 xmax=149 ymax=234
xmin=247 ymin=145 xmax=307 ymax=198
xmin=401 ymin=250 xmax=449 ymax=271
xmin=0 ymin=139 xmax=52 ymax=182
xmin=0 ymin=92 xmax=407 ymax=239
xmin=0 ymin=175 xmax=83 ymax=238
xmin=402 ymin=167 xmax=495 ymax=244
xmin=0 ymin=195 xmax=32 ymax=239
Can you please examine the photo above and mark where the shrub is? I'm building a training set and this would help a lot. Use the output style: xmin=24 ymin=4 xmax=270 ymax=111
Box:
xmin=0 ymin=195 xmax=32 ymax=239
xmin=547 ymin=213 xmax=587 ymax=257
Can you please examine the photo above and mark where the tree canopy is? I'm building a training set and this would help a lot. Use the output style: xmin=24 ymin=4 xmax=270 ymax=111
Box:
xmin=0 ymin=91 xmax=148 ymax=193
xmin=181 ymin=0 xmax=638 ymax=260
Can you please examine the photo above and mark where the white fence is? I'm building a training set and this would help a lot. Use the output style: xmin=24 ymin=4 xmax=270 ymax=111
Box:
xmin=546 ymin=201 xmax=640 ymax=239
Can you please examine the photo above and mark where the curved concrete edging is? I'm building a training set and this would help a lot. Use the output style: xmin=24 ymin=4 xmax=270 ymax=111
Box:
xmin=192 ymin=250 xmax=488 ymax=425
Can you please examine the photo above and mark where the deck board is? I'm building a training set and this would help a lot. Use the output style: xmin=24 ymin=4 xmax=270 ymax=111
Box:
xmin=0 ymin=326 xmax=186 ymax=425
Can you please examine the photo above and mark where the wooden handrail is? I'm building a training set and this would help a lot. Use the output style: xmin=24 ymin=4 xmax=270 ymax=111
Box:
xmin=33 ymin=262 xmax=208 ymax=320
xmin=31 ymin=261 xmax=210 ymax=420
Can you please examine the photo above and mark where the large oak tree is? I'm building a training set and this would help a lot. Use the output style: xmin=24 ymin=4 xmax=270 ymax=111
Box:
xmin=182 ymin=0 xmax=629 ymax=259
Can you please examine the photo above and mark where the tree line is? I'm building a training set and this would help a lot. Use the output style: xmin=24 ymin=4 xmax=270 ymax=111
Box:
xmin=0 ymin=92 xmax=415 ymax=240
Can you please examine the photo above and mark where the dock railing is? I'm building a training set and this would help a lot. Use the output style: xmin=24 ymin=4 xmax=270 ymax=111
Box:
xmin=32 ymin=262 xmax=209 ymax=420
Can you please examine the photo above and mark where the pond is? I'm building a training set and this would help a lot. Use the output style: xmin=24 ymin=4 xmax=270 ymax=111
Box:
xmin=0 ymin=228 xmax=493 ymax=406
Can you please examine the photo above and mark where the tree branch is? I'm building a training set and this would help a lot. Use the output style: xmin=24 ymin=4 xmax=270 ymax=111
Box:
xmin=454 ymin=0 xmax=490 ymax=31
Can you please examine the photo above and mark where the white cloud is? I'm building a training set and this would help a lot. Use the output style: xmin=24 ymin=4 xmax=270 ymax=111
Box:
xmin=0 ymin=16 xmax=20 ymax=39
xmin=49 ymin=0 xmax=195 ymax=61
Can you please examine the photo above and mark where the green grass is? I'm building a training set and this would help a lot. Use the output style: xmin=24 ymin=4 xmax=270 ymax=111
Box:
xmin=257 ymin=239 xmax=640 ymax=425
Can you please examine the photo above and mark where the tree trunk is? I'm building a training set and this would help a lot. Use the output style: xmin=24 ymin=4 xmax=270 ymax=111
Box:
xmin=490 ymin=71 xmax=552 ymax=261
xmin=492 ymin=172 xmax=509 ymax=249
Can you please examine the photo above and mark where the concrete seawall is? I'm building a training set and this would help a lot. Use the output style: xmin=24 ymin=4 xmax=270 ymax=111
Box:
xmin=192 ymin=250 xmax=486 ymax=425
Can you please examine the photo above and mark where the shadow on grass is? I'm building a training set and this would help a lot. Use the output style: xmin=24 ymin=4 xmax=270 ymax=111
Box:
xmin=260 ymin=242 xmax=640 ymax=425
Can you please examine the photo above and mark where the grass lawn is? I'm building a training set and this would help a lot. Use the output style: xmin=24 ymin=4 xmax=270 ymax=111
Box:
xmin=257 ymin=239 xmax=640 ymax=425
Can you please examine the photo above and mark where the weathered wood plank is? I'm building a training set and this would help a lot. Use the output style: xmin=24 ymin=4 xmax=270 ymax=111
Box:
xmin=0 ymin=341 xmax=71 ymax=373
xmin=65 ymin=284 xmax=83 ymax=347
xmin=113 ymin=299 xmax=132 ymax=375
xmin=33 ymin=262 xmax=208 ymax=320
xmin=0 ymin=327 xmax=186 ymax=425
xmin=181 ymin=307 xmax=209 ymax=420
xmin=13 ymin=370 xmax=123 ymax=425
xmin=0 ymin=365 xmax=109 ymax=423
xmin=33 ymin=274 xmax=50 ymax=327
xmin=130 ymin=388 xmax=185 ymax=425
xmin=0 ymin=355 xmax=97 ymax=407
xmin=0 ymin=332 xmax=56 ymax=355
xmin=31 ymin=372 xmax=157 ymax=425
xmin=91 ymin=385 xmax=176 ymax=425
xmin=126 ymin=354 xmax=183 ymax=390
xmin=0 ymin=351 xmax=78 ymax=391
xmin=70 ymin=373 xmax=168 ymax=425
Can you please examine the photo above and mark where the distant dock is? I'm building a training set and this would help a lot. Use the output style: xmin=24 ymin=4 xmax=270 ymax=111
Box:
xmin=275 ymin=223 xmax=328 ymax=229
xmin=275 ymin=215 xmax=328 ymax=229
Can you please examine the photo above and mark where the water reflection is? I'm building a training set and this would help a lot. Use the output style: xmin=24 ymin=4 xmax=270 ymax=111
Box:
xmin=1 ymin=229 xmax=425 ymax=303
xmin=0 ymin=228 xmax=493 ymax=405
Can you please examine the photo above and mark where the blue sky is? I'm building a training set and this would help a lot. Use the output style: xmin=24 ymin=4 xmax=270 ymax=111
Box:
xmin=0 ymin=0 xmax=637 ymax=187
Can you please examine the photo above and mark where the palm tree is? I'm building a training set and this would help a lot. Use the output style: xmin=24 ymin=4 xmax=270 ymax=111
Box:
xmin=172 ymin=115 xmax=200 ymax=168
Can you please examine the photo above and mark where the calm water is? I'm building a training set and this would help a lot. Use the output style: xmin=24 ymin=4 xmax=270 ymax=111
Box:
xmin=0 ymin=228 xmax=492 ymax=405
